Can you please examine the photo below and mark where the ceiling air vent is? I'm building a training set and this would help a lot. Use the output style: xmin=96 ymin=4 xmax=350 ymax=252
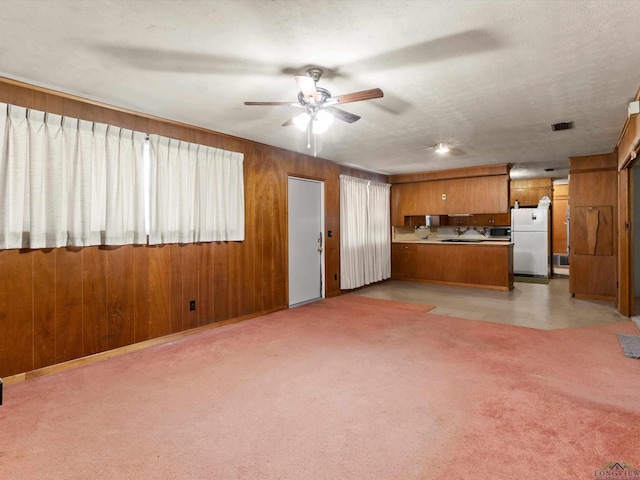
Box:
xmin=551 ymin=121 xmax=573 ymax=132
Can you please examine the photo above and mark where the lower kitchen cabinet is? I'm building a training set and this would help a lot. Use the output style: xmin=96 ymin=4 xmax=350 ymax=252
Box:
xmin=392 ymin=243 xmax=514 ymax=291
xmin=391 ymin=243 xmax=417 ymax=279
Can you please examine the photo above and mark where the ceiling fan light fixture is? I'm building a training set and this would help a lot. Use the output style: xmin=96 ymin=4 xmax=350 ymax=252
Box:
xmin=293 ymin=111 xmax=311 ymax=131
xmin=312 ymin=110 xmax=334 ymax=134
xmin=435 ymin=142 xmax=450 ymax=154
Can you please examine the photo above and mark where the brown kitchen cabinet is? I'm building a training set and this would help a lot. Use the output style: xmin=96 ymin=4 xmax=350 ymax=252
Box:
xmin=391 ymin=172 xmax=510 ymax=224
xmin=441 ymin=212 xmax=511 ymax=227
xmin=444 ymin=175 xmax=509 ymax=214
xmin=481 ymin=213 xmax=511 ymax=226
xmin=391 ymin=242 xmax=513 ymax=290
xmin=510 ymin=178 xmax=553 ymax=207
xmin=391 ymin=243 xmax=417 ymax=279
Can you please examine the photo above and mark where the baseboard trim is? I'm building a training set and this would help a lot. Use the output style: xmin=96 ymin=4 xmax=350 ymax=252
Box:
xmin=3 ymin=306 xmax=286 ymax=387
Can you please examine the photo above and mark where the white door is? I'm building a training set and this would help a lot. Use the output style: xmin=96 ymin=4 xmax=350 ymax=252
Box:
xmin=288 ymin=177 xmax=324 ymax=306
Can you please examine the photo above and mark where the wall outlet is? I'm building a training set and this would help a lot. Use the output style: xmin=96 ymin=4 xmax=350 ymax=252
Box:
xmin=189 ymin=300 xmax=196 ymax=311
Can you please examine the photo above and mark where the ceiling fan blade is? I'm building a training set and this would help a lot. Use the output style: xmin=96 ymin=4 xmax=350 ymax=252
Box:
xmin=333 ymin=88 xmax=384 ymax=104
xmin=294 ymin=75 xmax=318 ymax=101
xmin=244 ymin=101 xmax=300 ymax=106
xmin=282 ymin=117 xmax=297 ymax=126
xmin=324 ymin=106 xmax=361 ymax=123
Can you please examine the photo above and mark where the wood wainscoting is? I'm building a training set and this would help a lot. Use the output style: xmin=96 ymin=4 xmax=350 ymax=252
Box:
xmin=0 ymin=78 xmax=387 ymax=378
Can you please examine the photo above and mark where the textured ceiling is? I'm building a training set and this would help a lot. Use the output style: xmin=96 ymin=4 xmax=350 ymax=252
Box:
xmin=2 ymin=0 xmax=640 ymax=178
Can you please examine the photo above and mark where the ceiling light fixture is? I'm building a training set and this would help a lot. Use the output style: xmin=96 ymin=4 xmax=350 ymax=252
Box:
xmin=435 ymin=142 xmax=450 ymax=154
xmin=312 ymin=110 xmax=334 ymax=134
xmin=293 ymin=108 xmax=335 ymax=156
xmin=293 ymin=110 xmax=334 ymax=134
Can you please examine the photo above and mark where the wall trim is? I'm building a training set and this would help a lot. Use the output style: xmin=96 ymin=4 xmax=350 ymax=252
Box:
xmin=2 ymin=306 xmax=286 ymax=387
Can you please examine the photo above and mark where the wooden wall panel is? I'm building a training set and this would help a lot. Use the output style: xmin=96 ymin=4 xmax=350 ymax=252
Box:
xmin=0 ymin=78 xmax=387 ymax=378
xmin=55 ymin=248 xmax=84 ymax=363
xmin=389 ymin=163 xmax=510 ymax=184
xmin=168 ymin=244 xmax=184 ymax=333
xmin=33 ymin=249 xmax=56 ymax=369
xmin=106 ymin=245 xmax=136 ymax=349
xmin=212 ymin=242 xmax=231 ymax=323
xmin=617 ymin=168 xmax=632 ymax=316
xmin=133 ymin=245 xmax=150 ymax=342
xmin=325 ymin=163 xmax=342 ymax=297
xmin=147 ymin=245 xmax=173 ymax=339
xmin=182 ymin=244 xmax=200 ymax=331
xmin=82 ymin=246 xmax=108 ymax=356
xmin=0 ymin=250 xmax=34 ymax=376
xmin=569 ymin=155 xmax=618 ymax=300
xmin=197 ymin=243 xmax=215 ymax=326
xmin=552 ymin=184 xmax=569 ymax=255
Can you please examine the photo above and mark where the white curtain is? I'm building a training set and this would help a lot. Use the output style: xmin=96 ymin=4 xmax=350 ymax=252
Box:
xmin=148 ymin=134 xmax=244 ymax=244
xmin=0 ymin=103 xmax=146 ymax=249
xmin=340 ymin=175 xmax=391 ymax=289
xmin=367 ymin=179 xmax=391 ymax=283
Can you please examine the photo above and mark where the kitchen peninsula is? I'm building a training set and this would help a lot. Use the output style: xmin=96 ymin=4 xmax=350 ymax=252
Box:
xmin=392 ymin=236 xmax=514 ymax=291
xmin=390 ymin=164 xmax=514 ymax=291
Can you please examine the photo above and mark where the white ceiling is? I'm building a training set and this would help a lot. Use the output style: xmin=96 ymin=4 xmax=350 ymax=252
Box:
xmin=2 ymin=0 xmax=640 ymax=179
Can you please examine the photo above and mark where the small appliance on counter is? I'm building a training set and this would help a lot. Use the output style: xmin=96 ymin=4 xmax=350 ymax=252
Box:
xmin=489 ymin=227 xmax=510 ymax=238
xmin=511 ymin=207 xmax=550 ymax=277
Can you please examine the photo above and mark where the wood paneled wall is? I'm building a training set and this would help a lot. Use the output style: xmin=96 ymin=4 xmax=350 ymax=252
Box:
xmin=568 ymin=153 xmax=618 ymax=301
xmin=0 ymin=78 xmax=386 ymax=378
xmin=552 ymin=184 xmax=569 ymax=255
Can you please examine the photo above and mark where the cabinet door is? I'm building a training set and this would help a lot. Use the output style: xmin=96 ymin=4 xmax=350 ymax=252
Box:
xmin=447 ymin=176 xmax=509 ymax=214
xmin=423 ymin=180 xmax=447 ymax=215
xmin=392 ymin=244 xmax=417 ymax=278
xmin=492 ymin=213 xmax=511 ymax=226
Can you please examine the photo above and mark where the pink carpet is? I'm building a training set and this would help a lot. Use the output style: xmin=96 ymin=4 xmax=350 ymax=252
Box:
xmin=1 ymin=295 xmax=639 ymax=479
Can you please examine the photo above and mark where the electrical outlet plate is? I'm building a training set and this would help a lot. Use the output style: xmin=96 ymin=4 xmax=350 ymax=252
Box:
xmin=189 ymin=300 xmax=196 ymax=311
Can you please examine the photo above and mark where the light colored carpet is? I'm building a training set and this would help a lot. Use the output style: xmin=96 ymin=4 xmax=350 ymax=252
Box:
xmin=1 ymin=296 xmax=639 ymax=479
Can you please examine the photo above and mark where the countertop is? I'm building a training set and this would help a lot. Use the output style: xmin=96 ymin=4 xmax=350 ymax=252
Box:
xmin=393 ymin=237 xmax=512 ymax=246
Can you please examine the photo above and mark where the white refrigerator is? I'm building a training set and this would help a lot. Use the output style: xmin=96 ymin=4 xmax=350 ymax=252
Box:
xmin=511 ymin=207 xmax=550 ymax=277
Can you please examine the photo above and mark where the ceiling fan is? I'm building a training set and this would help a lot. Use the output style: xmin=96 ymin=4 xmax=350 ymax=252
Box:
xmin=244 ymin=68 xmax=383 ymax=154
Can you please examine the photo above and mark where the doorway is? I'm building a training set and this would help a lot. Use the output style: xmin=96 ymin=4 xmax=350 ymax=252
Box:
xmin=288 ymin=177 xmax=324 ymax=307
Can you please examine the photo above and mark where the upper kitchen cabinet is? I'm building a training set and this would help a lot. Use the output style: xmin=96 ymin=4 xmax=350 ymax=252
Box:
xmin=510 ymin=178 xmax=553 ymax=207
xmin=390 ymin=164 xmax=510 ymax=225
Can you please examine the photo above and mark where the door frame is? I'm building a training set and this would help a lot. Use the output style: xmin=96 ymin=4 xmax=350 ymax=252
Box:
xmin=286 ymin=175 xmax=325 ymax=307
xmin=618 ymin=168 xmax=632 ymax=316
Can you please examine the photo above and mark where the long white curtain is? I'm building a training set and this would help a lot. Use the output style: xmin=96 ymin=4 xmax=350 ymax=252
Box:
xmin=340 ymin=175 xmax=391 ymax=289
xmin=0 ymin=103 xmax=146 ymax=249
xmin=148 ymin=134 xmax=244 ymax=244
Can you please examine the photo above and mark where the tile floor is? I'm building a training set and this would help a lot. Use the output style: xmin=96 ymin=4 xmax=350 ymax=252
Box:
xmin=350 ymin=276 xmax=628 ymax=330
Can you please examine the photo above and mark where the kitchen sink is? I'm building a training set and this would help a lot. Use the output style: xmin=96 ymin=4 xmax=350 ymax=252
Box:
xmin=440 ymin=238 xmax=482 ymax=243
